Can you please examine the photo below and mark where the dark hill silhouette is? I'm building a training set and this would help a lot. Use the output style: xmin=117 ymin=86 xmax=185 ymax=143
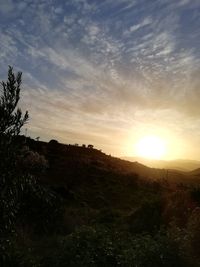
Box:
xmin=17 ymin=136 xmax=200 ymax=188
xmin=7 ymin=135 xmax=200 ymax=266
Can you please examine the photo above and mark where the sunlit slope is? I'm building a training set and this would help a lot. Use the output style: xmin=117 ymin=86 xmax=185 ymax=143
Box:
xmin=123 ymin=157 xmax=200 ymax=172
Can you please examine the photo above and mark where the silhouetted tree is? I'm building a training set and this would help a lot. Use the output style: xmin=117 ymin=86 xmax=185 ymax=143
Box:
xmin=0 ymin=67 xmax=29 ymax=235
xmin=0 ymin=67 xmax=75 ymax=265
xmin=49 ymin=139 xmax=59 ymax=145
xmin=0 ymin=67 xmax=29 ymax=177
xmin=0 ymin=67 xmax=62 ymax=241
xmin=0 ymin=66 xmax=28 ymax=136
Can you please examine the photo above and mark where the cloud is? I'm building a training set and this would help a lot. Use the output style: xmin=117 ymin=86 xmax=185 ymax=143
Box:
xmin=0 ymin=30 xmax=18 ymax=67
xmin=129 ymin=17 xmax=152 ymax=33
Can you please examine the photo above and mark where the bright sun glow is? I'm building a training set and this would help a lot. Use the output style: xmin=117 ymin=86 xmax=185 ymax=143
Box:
xmin=135 ymin=136 xmax=166 ymax=159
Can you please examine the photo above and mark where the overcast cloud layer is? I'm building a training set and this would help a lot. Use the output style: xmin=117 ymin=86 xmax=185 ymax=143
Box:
xmin=0 ymin=0 xmax=200 ymax=159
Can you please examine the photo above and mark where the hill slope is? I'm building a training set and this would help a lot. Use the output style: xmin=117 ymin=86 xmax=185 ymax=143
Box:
xmin=24 ymin=138 xmax=200 ymax=186
xmin=123 ymin=156 xmax=200 ymax=171
xmin=7 ymin=136 xmax=200 ymax=267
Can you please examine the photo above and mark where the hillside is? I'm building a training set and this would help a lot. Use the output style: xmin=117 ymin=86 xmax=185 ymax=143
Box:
xmin=3 ymin=136 xmax=200 ymax=266
xmin=123 ymin=157 xmax=200 ymax=172
xmin=23 ymin=138 xmax=200 ymax=187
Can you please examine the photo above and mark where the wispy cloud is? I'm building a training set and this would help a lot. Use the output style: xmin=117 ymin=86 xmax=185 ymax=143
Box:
xmin=129 ymin=17 xmax=152 ymax=33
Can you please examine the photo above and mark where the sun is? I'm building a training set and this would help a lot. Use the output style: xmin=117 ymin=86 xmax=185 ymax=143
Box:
xmin=135 ymin=135 xmax=166 ymax=159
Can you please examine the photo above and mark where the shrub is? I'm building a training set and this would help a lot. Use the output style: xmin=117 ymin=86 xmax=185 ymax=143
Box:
xmin=163 ymin=190 xmax=193 ymax=227
xmin=186 ymin=207 xmax=200 ymax=261
xmin=17 ymin=146 xmax=48 ymax=175
xmin=190 ymin=187 xmax=200 ymax=206
xmin=128 ymin=199 xmax=163 ymax=234
xmin=17 ymin=175 xmax=64 ymax=234
xmin=40 ymin=226 xmax=187 ymax=267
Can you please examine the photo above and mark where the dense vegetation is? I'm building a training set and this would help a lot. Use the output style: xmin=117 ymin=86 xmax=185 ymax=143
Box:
xmin=1 ymin=67 xmax=200 ymax=266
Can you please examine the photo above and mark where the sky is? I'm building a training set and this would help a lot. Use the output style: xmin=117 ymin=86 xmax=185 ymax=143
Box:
xmin=0 ymin=0 xmax=200 ymax=159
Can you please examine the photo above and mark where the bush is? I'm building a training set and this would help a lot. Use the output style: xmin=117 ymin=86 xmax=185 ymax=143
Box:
xmin=190 ymin=187 xmax=200 ymax=206
xmin=17 ymin=175 xmax=64 ymax=234
xmin=128 ymin=199 xmax=163 ymax=234
xmin=39 ymin=226 xmax=187 ymax=267
xmin=163 ymin=190 xmax=193 ymax=227
xmin=17 ymin=146 xmax=48 ymax=175
xmin=0 ymin=237 xmax=41 ymax=267
xmin=186 ymin=207 xmax=200 ymax=261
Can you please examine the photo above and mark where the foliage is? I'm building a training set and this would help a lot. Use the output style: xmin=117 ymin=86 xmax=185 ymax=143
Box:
xmin=0 ymin=67 xmax=64 ymax=266
xmin=190 ymin=187 xmax=200 ymax=206
xmin=0 ymin=67 xmax=29 ymax=233
xmin=0 ymin=66 xmax=28 ymax=136
xmin=163 ymin=190 xmax=193 ymax=227
xmin=128 ymin=198 xmax=163 ymax=234
xmin=17 ymin=146 xmax=48 ymax=175
xmin=17 ymin=175 xmax=63 ymax=234
xmin=185 ymin=208 xmax=200 ymax=262
xmin=39 ymin=226 xmax=186 ymax=267
xmin=0 ymin=237 xmax=41 ymax=267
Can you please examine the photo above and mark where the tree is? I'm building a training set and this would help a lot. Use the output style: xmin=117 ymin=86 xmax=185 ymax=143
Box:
xmin=0 ymin=67 xmax=63 ymax=266
xmin=0 ymin=66 xmax=29 ymax=180
xmin=0 ymin=66 xmax=28 ymax=136
xmin=0 ymin=67 xmax=63 ymax=239
xmin=0 ymin=67 xmax=29 ymax=235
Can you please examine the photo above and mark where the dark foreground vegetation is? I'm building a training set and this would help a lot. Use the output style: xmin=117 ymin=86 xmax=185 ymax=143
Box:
xmin=1 ymin=67 xmax=200 ymax=266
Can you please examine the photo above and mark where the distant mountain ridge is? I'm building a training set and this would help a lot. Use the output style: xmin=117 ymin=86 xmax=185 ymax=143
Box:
xmin=122 ymin=157 xmax=200 ymax=172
